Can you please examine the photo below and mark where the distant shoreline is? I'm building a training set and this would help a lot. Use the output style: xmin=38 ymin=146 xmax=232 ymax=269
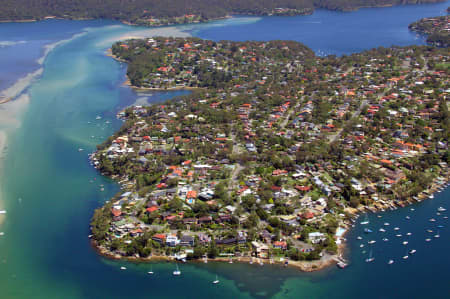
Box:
xmin=0 ymin=1 xmax=446 ymax=26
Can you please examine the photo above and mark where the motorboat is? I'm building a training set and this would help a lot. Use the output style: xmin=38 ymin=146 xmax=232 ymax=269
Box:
xmin=437 ymin=207 xmax=446 ymax=212
xmin=364 ymin=228 xmax=373 ymax=234
xmin=388 ymin=259 xmax=394 ymax=265
xmin=173 ymin=264 xmax=181 ymax=276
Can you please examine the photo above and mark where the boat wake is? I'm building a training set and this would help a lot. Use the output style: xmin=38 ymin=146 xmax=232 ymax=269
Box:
xmin=0 ymin=40 xmax=26 ymax=47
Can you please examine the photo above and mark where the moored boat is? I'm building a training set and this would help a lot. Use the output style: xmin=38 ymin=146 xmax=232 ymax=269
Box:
xmin=337 ymin=261 xmax=348 ymax=269
xmin=173 ymin=264 xmax=181 ymax=276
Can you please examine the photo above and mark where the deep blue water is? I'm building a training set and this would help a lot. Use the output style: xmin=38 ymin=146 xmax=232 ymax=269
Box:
xmin=0 ymin=2 xmax=448 ymax=298
xmin=194 ymin=3 xmax=449 ymax=56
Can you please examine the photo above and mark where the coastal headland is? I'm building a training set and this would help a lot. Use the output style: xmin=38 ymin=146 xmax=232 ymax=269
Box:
xmin=89 ymin=30 xmax=449 ymax=271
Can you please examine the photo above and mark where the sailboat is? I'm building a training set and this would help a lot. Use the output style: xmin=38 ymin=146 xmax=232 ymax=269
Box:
xmin=173 ymin=264 xmax=181 ymax=276
xmin=148 ymin=266 xmax=154 ymax=275
xmin=212 ymin=274 xmax=219 ymax=284
xmin=360 ymin=214 xmax=370 ymax=225
xmin=365 ymin=250 xmax=375 ymax=263
xmin=402 ymin=248 xmax=409 ymax=260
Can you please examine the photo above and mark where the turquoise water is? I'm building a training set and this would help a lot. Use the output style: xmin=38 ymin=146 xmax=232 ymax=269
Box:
xmin=0 ymin=3 xmax=449 ymax=298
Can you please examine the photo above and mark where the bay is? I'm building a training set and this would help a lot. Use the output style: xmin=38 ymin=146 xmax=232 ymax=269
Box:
xmin=0 ymin=2 xmax=449 ymax=298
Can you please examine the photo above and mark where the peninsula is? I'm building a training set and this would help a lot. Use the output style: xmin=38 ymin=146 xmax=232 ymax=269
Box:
xmin=90 ymin=35 xmax=449 ymax=269
xmin=409 ymin=13 xmax=450 ymax=48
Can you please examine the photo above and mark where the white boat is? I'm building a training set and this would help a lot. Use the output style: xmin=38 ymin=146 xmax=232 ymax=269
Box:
xmin=402 ymin=255 xmax=409 ymax=260
xmin=228 ymin=258 xmax=233 ymax=264
xmin=388 ymin=259 xmax=394 ymax=265
xmin=365 ymin=250 xmax=375 ymax=263
xmin=0 ymin=210 xmax=6 ymax=214
xmin=405 ymin=216 xmax=410 ymax=220
xmin=429 ymin=194 xmax=434 ymax=199
xmin=396 ymin=234 xmax=402 ymax=237
xmin=444 ymin=216 xmax=448 ymax=219
xmin=360 ymin=244 xmax=364 ymax=248
xmin=406 ymin=232 xmax=412 ymax=236
xmin=78 ymin=148 xmax=84 ymax=152
xmin=429 ymin=218 xmax=436 ymax=222
xmin=394 ymin=227 xmax=400 ymax=231
xmin=368 ymin=240 xmax=376 ymax=244
xmin=360 ymin=214 xmax=370 ymax=225
xmin=402 ymin=241 xmax=408 ymax=245
xmin=384 ymin=222 xmax=390 ymax=226
xmin=434 ymin=231 xmax=440 ymax=238
xmin=409 ymin=249 xmax=416 ymax=254
xmin=120 ymin=266 xmax=127 ymax=270
xmin=425 ymin=238 xmax=431 ymax=242
xmin=379 ymin=228 xmax=386 ymax=232
xmin=212 ymin=275 xmax=220 ymax=284
xmin=148 ymin=266 xmax=154 ymax=275
xmin=96 ymin=116 xmax=102 ymax=120
xmin=0 ymin=232 xmax=4 ymax=236
xmin=357 ymin=236 xmax=363 ymax=240
xmin=382 ymin=238 xmax=389 ymax=242
xmin=437 ymin=207 xmax=446 ymax=212
xmin=173 ymin=264 xmax=181 ymax=276
xmin=427 ymin=229 xmax=433 ymax=233
xmin=337 ymin=261 xmax=348 ymax=269
xmin=410 ymin=208 xmax=415 ymax=211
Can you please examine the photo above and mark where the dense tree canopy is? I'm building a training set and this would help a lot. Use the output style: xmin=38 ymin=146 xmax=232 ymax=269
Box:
xmin=0 ymin=0 xmax=444 ymax=23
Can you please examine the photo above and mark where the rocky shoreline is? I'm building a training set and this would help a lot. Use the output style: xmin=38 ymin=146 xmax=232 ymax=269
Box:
xmin=91 ymin=238 xmax=345 ymax=272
